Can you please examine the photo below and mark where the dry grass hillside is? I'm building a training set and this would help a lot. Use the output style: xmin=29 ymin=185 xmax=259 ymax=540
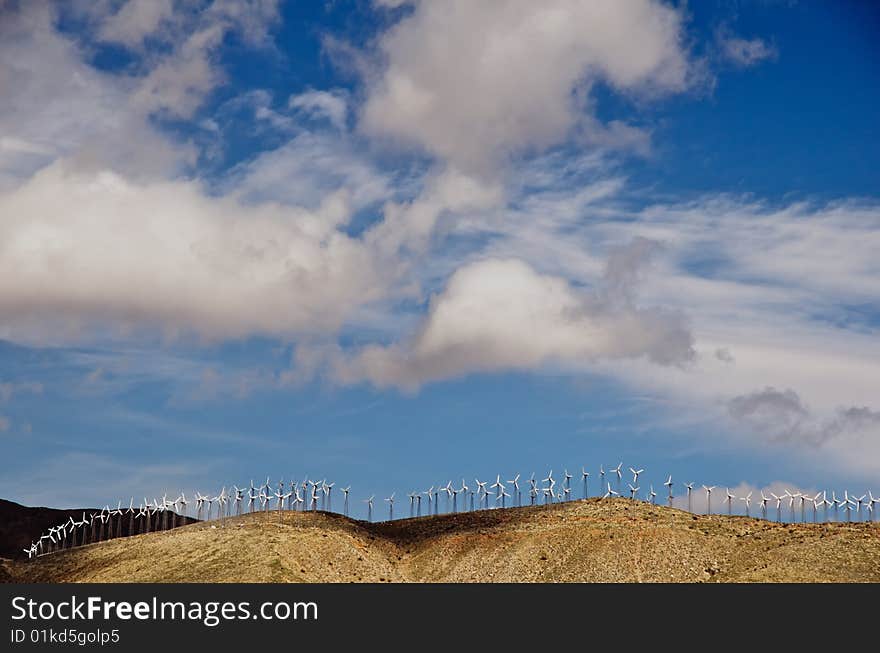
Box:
xmin=4 ymin=499 xmax=879 ymax=583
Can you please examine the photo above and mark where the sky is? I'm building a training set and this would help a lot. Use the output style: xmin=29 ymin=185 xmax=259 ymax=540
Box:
xmin=0 ymin=0 xmax=878 ymax=518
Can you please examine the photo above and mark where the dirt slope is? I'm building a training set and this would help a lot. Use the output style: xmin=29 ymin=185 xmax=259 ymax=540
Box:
xmin=4 ymin=499 xmax=879 ymax=583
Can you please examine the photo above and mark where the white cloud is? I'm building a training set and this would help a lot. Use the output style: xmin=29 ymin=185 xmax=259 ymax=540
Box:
xmin=332 ymin=242 xmax=694 ymax=391
xmin=230 ymin=129 xmax=395 ymax=211
xmin=97 ymin=0 xmax=176 ymax=47
xmin=728 ymin=387 xmax=880 ymax=448
xmin=0 ymin=163 xmax=386 ymax=343
xmin=89 ymin=0 xmax=279 ymax=120
xmin=289 ymin=90 xmax=349 ymax=130
xmin=0 ymin=3 xmax=191 ymax=186
xmin=716 ymin=29 xmax=777 ymax=68
xmin=361 ymin=0 xmax=694 ymax=174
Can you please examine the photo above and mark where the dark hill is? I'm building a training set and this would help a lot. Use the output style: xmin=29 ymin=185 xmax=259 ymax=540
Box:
xmin=0 ymin=498 xmax=196 ymax=560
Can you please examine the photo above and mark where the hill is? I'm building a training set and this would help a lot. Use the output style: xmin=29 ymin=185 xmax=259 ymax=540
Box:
xmin=3 ymin=499 xmax=879 ymax=582
xmin=0 ymin=498 xmax=101 ymax=559
xmin=0 ymin=498 xmax=196 ymax=560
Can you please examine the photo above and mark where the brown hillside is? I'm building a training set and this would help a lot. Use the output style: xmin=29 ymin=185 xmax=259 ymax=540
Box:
xmin=4 ymin=499 xmax=879 ymax=583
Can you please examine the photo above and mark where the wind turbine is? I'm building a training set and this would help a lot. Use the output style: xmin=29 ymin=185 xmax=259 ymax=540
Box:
xmin=408 ymin=492 xmax=417 ymax=518
xmin=759 ymin=492 xmax=769 ymax=520
xmin=684 ymin=483 xmax=694 ymax=513
xmin=823 ymin=491 xmax=833 ymax=522
xmin=798 ymin=493 xmax=808 ymax=523
xmin=542 ymin=470 xmax=555 ymax=504
xmin=364 ymin=496 xmax=374 ymax=522
xmin=648 ymin=485 xmax=657 ymax=505
xmin=498 ymin=485 xmax=510 ymax=508
xmin=385 ymin=494 xmax=395 ymax=520
xmin=424 ymin=487 xmax=434 ymax=514
xmin=854 ymin=493 xmax=866 ymax=521
xmin=702 ymin=486 xmax=715 ymax=515
xmin=629 ymin=467 xmax=644 ymax=485
xmin=450 ymin=484 xmax=460 ymax=513
xmin=740 ymin=492 xmax=752 ymax=517
xmin=342 ymin=486 xmax=351 ymax=517
xmin=613 ymin=463 xmax=623 ymax=496
xmin=490 ymin=476 xmax=503 ymax=507
xmin=770 ymin=493 xmax=783 ymax=522
xmin=723 ymin=488 xmax=735 ymax=515
xmin=527 ymin=474 xmax=538 ymax=506
xmin=602 ymin=482 xmax=618 ymax=499
xmin=628 ymin=484 xmax=639 ymax=500
xmin=474 ymin=480 xmax=487 ymax=509
xmin=563 ymin=469 xmax=573 ymax=494
xmin=810 ymin=493 xmax=821 ymax=523
xmin=324 ymin=482 xmax=335 ymax=512
xmin=784 ymin=491 xmax=800 ymax=523
xmin=581 ymin=468 xmax=590 ymax=499
xmin=664 ymin=475 xmax=673 ymax=508
xmin=443 ymin=481 xmax=454 ymax=513
xmin=508 ymin=474 xmax=521 ymax=506
xmin=599 ymin=465 xmax=605 ymax=494
xmin=460 ymin=479 xmax=470 ymax=511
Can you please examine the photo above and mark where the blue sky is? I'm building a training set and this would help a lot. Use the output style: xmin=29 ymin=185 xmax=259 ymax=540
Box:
xmin=0 ymin=1 xmax=878 ymax=518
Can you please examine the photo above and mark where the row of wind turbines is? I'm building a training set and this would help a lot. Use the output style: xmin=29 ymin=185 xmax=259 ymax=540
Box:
xmin=21 ymin=465 xmax=879 ymax=560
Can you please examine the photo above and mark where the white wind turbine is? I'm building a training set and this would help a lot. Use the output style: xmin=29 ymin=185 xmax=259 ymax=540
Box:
xmin=324 ymin=482 xmax=335 ymax=512
xmin=451 ymin=484 xmax=460 ymax=513
xmin=460 ymin=479 xmax=471 ymax=511
xmin=490 ymin=476 xmax=504 ymax=507
xmin=853 ymin=493 xmax=866 ymax=521
xmin=628 ymin=483 xmax=639 ymax=500
xmin=702 ymin=486 xmax=716 ymax=515
xmin=581 ymin=468 xmax=590 ymax=499
xmin=810 ymin=493 xmax=821 ymax=523
xmin=424 ymin=487 xmax=434 ymax=514
xmin=508 ymin=474 xmax=521 ymax=506
xmin=822 ymin=491 xmax=833 ymax=522
xmin=342 ymin=486 xmax=351 ymax=517
xmin=723 ymin=488 xmax=735 ymax=515
xmin=385 ymin=493 xmax=395 ymax=520
xmin=613 ymin=463 xmax=623 ymax=496
xmin=684 ymin=483 xmax=694 ymax=513
xmin=648 ymin=485 xmax=657 ymax=505
xmin=443 ymin=481 xmax=454 ymax=513
xmin=542 ymin=470 xmax=555 ymax=504
xmin=770 ymin=492 xmax=783 ymax=522
xmin=784 ymin=491 xmax=800 ymax=523
xmin=563 ymin=469 xmax=573 ymax=495
xmin=664 ymin=475 xmax=673 ymax=508
xmin=629 ymin=467 xmax=644 ymax=486
xmin=408 ymin=492 xmax=417 ymax=517
xmin=740 ymin=492 xmax=752 ymax=517
xmin=602 ymin=482 xmax=618 ymax=499
xmin=798 ymin=493 xmax=808 ymax=523
xmin=474 ymin=480 xmax=487 ymax=509
xmin=233 ymin=487 xmax=244 ymax=516
xmin=497 ymin=485 xmax=510 ymax=508
xmin=527 ymin=474 xmax=538 ymax=506
xmin=759 ymin=492 xmax=769 ymax=520
xmin=177 ymin=493 xmax=188 ymax=525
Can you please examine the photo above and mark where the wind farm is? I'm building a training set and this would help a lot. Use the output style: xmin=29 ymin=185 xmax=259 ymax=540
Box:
xmin=4 ymin=461 xmax=879 ymax=583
